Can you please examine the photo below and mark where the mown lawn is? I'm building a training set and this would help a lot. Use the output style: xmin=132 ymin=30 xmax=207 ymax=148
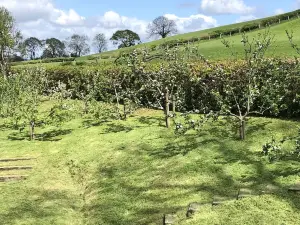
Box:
xmin=0 ymin=107 xmax=300 ymax=224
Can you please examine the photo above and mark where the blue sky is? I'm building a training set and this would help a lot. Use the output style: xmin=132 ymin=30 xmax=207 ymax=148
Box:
xmin=53 ymin=0 xmax=299 ymax=26
xmin=0 ymin=0 xmax=299 ymax=52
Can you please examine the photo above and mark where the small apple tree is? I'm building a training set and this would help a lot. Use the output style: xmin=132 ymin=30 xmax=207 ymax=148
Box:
xmin=209 ymin=31 xmax=282 ymax=140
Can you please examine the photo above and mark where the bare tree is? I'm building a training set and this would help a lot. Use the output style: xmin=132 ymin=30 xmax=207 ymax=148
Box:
xmin=67 ymin=34 xmax=90 ymax=57
xmin=24 ymin=37 xmax=42 ymax=60
xmin=93 ymin=33 xmax=107 ymax=53
xmin=147 ymin=16 xmax=177 ymax=39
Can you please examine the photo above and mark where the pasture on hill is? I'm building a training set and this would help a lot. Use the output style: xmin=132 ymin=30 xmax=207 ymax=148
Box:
xmin=12 ymin=14 xmax=300 ymax=68
xmin=79 ymin=17 xmax=300 ymax=62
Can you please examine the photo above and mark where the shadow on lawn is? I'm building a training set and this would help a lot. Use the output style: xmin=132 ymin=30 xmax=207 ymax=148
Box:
xmin=7 ymin=129 xmax=73 ymax=141
xmin=84 ymin=118 xmax=300 ymax=224
xmin=137 ymin=116 xmax=165 ymax=127
xmin=0 ymin=188 xmax=81 ymax=225
xmin=101 ymin=123 xmax=134 ymax=134
xmin=82 ymin=119 xmax=112 ymax=128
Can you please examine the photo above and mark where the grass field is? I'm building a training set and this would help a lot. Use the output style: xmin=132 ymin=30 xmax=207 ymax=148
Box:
xmin=12 ymin=15 xmax=300 ymax=69
xmin=0 ymin=100 xmax=300 ymax=225
xmin=79 ymin=17 xmax=300 ymax=61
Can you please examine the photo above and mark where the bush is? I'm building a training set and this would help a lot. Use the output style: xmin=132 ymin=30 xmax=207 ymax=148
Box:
xmin=41 ymin=57 xmax=75 ymax=63
xmin=101 ymin=55 xmax=110 ymax=59
xmin=240 ymin=23 xmax=260 ymax=32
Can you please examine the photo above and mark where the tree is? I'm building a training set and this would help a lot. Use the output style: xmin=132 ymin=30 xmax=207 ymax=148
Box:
xmin=147 ymin=16 xmax=177 ymax=39
xmin=205 ymin=31 xmax=281 ymax=140
xmin=110 ymin=30 xmax=141 ymax=49
xmin=125 ymin=48 xmax=190 ymax=128
xmin=0 ymin=7 xmax=22 ymax=78
xmin=67 ymin=34 xmax=90 ymax=57
xmin=93 ymin=33 xmax=107 ymax=53
xmin=42 ymin=38 xmax=66 ymax=58
xmin=24 ymin=37 xmax=42 ymax=60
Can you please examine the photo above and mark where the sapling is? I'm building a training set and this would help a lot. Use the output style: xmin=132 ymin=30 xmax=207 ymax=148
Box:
xmin=126 ymin=47 xmax=190 ymax=128
xmin=18 ymin=67 xmax=47 ymax=140
xmin=48 ymin=81 xmax=74 ymax=126
xmin=200 ymin=30 xmax=281 ymax=140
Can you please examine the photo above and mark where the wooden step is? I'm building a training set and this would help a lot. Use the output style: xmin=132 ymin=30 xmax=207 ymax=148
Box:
xmin=0 ymin=158 xmax=36 ymax=162
xmin=0 ymin=166 xmax=33 ymax=171
xmin=0 ymin=175 xmax=28 ymax=182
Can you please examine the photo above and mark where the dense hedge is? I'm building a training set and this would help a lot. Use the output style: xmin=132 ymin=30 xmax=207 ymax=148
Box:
xmin=11 ymin=57 xmax=76 ymax=66
xmin=12 ymin=58 xmax=300 ymax=118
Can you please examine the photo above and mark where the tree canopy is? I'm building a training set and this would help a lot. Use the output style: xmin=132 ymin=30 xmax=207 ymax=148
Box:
xmin=110 ymin=30 xmax=141 ymax=49
xmin=0 ymin=7 xmax=22 ymax=77
xmin=67 ymin=34 xmax=90 ymax=57
xmin=147 ymin=16 xmax=177 ymax=39
xmin=42 ymin=38 xmax=66 ymax=58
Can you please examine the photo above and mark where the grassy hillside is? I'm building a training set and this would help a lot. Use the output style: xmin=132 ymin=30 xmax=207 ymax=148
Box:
xmin=12 ymin=11 xmax=300 ymax=68
xmin=0 ymin=101 xmax=300 ymax=224
xmin=80 ymin=15 xmax=300 ymax=61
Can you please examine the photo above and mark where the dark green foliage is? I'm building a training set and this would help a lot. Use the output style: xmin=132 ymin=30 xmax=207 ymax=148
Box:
xmin=42 ymin=38 xmax=66 ymax=58
xmin=262 ymin=128 xmax=300 ymax=161
xmin=110 ymin=30 xmax=141 ymax=49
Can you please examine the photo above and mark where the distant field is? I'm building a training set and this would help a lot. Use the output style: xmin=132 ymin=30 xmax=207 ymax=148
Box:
xmin=12 ymin=13 xmax=300 ymax=68
xmin=79 ymin=17 xmax=300 ymax=61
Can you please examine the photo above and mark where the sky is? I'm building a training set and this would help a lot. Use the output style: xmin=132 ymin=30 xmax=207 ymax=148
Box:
xmin=0 ymin=0 xmax=300 ymax=52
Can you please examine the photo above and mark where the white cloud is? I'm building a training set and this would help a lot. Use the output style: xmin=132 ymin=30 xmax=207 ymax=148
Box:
xmin=200 ymin=0 xmax=255 ymax=15
xmin=55 ymin=9 xmax=85 ymax=26
xmin=274 ymin=8 xmax=285 ymax=15
xmin=236 ymin=15 xmax=257 ymax=23
xmin=0 ymin=0 xmax=219 ymax=52
xmin=165 ymin=14 xmax=218 ymax=33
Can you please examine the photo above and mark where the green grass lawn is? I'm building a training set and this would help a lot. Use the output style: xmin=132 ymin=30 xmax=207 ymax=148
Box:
xmin=0 ymin=104 xmax=300 ymax=224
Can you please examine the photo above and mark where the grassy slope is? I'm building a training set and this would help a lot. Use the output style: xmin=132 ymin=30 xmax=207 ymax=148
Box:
xmin=0 ymin=101 xmax=300 ymax=224
xmin=13 ymin=17 xmax=300 ymax=68
xmin=79 ymin=18 xmax=300 ymax=61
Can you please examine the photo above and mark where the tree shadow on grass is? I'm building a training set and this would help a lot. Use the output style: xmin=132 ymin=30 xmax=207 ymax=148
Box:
xmin=7 ymin=129 xmax=73 ymax=142
xmin=137 ymin=116 xmax=165 ymax=127
xmin=84 ymin=118 xmax=300 ymax=224
xmin=82 ymin=119 xmax=111 ymax=128
xmin=101 ymin=123 xmax=134 ymax=134
xmin=0 ymin=188 xmax=81 ymax=225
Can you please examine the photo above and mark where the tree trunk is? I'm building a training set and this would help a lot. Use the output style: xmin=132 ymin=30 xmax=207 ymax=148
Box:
xmin=84 ymin=100 xmax=88 ymax=114
xmin=30 ymin=121 xmax=35 ymax=141
xmin=123 ymin=102 xmax=127 ymax=120
xmin=165 ymin=88 xmax=170 ymax=128
xmin=239 ymin=120 xmax=245 ymax=140
xmin=172 ymin=94 xmax=176 ymax=114
xmin=114 ymin=86 xmax=121 ymax=119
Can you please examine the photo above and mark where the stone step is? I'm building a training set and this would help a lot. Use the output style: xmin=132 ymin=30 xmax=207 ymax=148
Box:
xmin=186 ymin=202 xmax=202 ymax=218
xmin=0 ymin=166 xmax=33 ymax=171
xmin=163 ymin=214 xmax=178 ymax=225
xmin=0 ymin=158 xmax=36 ymax=162
xmin=237 ymin=188 xmax=254 ymax=200
xmin=212 ymin=196 xmax=235 ymax=206
xmin=288 ymin=183 xmax=300 ymax=193
xmin=0 ymin=175 xmax=28 ymax=182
